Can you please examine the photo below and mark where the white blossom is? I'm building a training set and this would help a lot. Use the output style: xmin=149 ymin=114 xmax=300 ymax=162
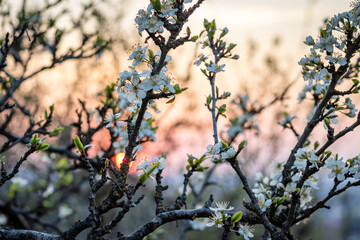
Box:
xmin=136 ymin=159 xmax=151 ymax=175
xmin=104 ymin=109 xmax=121 ymax=128
xmin=205 ymin=142 xmax=222 ymax=156
xmin=190 ymin=218 xmax=210 ymax=231
xmin=220 ymin=147 xmax=236 ymax=159
xmin=210 ymin=201 xmax=234 ymax=213
xmin=128 ymin=45 xmax=148 ymax=66
xmin=238 ymin=224 xmax=254 ymax=240
xmin=206 ymin=211 xmax=224 ymax=228
xmin=151 ymin=156 xmax=166 ymax=174
xmin=59 ymin=205 xmax=73 ymax=218
xmin=257 ymin=194 xmax=271 ymax=211
xmin=326 ymin=157 xmax=349 ymax=181
xmin=206 ymin=63 xmax=225 ymax=73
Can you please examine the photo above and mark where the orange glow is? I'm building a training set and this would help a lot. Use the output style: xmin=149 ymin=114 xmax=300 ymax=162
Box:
xmin=113 ymin=152 xmax=133 ymax=169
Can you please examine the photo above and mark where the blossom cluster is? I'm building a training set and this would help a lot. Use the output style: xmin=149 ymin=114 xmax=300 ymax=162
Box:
xmin=135 ymin=0 xmax=193 ymax=36
xmin=136 ymin=156 xmax=166 ymax=177
xmin=253 ymin=167 xmax=319 ymax=211
xmin=297 ymin=4 xmax=360 ymax=104
xmin=204 ymin=202 xmax=253 ymax=240
xmin=101 ymin=92 xmax=157 ymax=155
xmin=118 ymin=48 xmax=175 ymax=106
xmin=252 ymin=148 xmax=321 ymax=211
xmin=206 ymin=201 xmax=234 ymax=228
xmin=105 ymin=4 xmax=184 ymax=155
xmin=204 ymin=142 xmax=236 ymax=163
xmin=298 ymin=29 xmax=346 ymax=101
xmin=252 ymin=148 xmax=360 ymax=212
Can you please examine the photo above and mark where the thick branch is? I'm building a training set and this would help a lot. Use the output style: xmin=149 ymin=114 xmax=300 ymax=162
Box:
xmin=0 ymin=229 xmax=60 ymax=240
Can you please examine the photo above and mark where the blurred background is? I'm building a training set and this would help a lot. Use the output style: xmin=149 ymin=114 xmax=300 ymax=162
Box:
xmin=1 ymin=0 xmax=359 ymax=239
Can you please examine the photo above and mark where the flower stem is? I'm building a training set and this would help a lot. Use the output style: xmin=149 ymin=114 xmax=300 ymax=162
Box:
xmin=210 ymin=75 xmax=219 ymax=144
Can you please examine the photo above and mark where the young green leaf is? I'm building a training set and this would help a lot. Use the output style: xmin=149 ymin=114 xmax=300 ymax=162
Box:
xmin=151 ymin=0 xmax=161 ymax=11
xmin=139 ymin=173 xmax=148 ymax=183
xmin=238 ymin=140 xmax=246 ymax=150
xmin=166 ymin=96 xmax=176 ymax=104
xmin=38 ymin=143 xmax=50 ymax=152
xmin=231 ymin=211 xmax=243 ymax=224
xmin=74 ymin=135 xmax=84 ymax=152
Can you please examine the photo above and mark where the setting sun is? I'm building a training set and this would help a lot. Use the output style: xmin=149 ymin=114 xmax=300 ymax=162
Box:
xmin=113 ymin=152 xmax=133 ymax=169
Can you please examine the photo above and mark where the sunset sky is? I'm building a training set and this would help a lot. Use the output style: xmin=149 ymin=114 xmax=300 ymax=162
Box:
xmin=122 ymin=0 xmax=353 ymax=55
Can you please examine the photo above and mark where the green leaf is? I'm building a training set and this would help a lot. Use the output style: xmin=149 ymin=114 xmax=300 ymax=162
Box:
xmin=187 ymin=155 xmax=196 ymax=165
xmin=227 ymin=43 xmax=237 ymax=52
xmin=148 ymin=49 xmax=154 ymax=59
xmin=30 ymin=134 xmax=39 ymax=145
xmin=221 ymin=141 xmax=229 ymax=150
xmin=49 ymin=125 xmax=64 ymax=137
xmin=190 ymin=36 xmax=198 ymax=42
xmin=198 ymin=155 xmax=206 ymax=163
xmin=218 ymin=104 xmax=226 ymax=114
xmin=324 ymin=118 xmax=330 ymax=125
xmin=273 ymin=197 xmax=286 ymax=204
xmin=139 ymin=173 xmax=148 ymax=183
xmin=49 ymin=104 xmax=54 ymax=112
xmin=166 ymin=96 xmax=175 ymax=104
xmin=210 ymin=19 xmax=216 ymax=31
xmin=105 ymin=158 xmax=110 ymax=168
xmin=238 ymin=140 xmax=246 ymax=150
xmin=203 ymin=18 xmax=210 ymax=29
xmin=181 ymin=87 xmax=188 ymax=92
xmin=314 ymin=141 xmax=319 ymax=150
xmin=38 ymin=143 xmax=50 ymax=152
xmin=151 ymin=0 xmax=161 ymax=11
xmin=147 ymin=165 xmax=157 ymax=175
xmin=73 ymin=135 xmax=84 ymax=152
xmin=186 ymin=26 xmax=191 ymax=36
xmin=231 ymin=211 xmax=243 ymax=224
xmin=1 ymin=155 xmax=5 ymax=163
xmin=206 ymin=95 xmax=212 ymax=106
xmin=174 ymin=84 xmax=183 ymax=94
xmin=200 ymin=68 xmax=207 ymax=76
xmin=197 ymin=166 xmax=205 ymax=172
